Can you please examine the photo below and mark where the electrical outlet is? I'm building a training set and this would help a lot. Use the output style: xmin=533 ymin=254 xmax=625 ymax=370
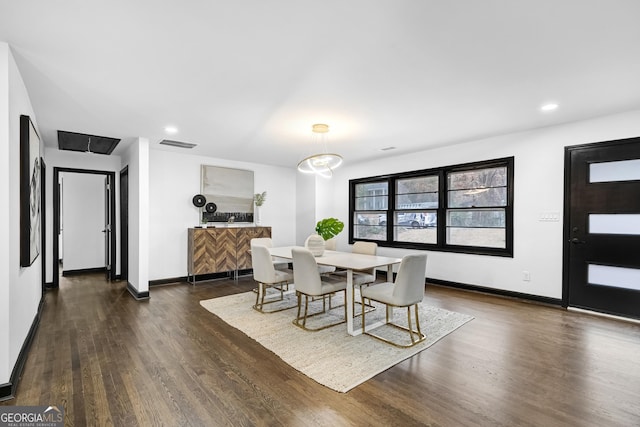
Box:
xmin=522 ymin=271 xmax=531 ymax=281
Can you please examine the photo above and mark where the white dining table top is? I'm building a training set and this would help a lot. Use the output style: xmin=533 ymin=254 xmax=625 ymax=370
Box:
xmin=269 ymin=246 xmax=402 ymax=270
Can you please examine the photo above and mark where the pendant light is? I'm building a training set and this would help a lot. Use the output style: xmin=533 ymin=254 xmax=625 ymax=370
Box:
xmin=297 ymin=124 xmax=343 ymax=178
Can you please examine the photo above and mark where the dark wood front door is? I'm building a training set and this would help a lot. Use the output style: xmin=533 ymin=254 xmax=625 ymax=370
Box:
xmin=564 ymin=137 xmax=640 ymax=319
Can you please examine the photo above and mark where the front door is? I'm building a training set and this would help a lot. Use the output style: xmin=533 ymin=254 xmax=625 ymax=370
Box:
xmin=564 ymin=136 xmax=640 ymax=319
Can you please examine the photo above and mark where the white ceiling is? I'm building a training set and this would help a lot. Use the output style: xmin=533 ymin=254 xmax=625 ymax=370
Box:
xmin=2 ymin=1 xmax=640 ymax=168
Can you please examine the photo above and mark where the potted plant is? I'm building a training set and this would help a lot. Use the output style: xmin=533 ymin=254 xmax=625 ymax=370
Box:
xmin=254 ymin=191 xmax=266 ymax=225
xmin=306 ymin=217 xmax=344 ymax=256
xmin=315 ymin=217 xmax=344 ymax=240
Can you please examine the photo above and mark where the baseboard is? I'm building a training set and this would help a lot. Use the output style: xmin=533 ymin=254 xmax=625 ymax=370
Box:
xmin=149 ymin=276 xmax=190 ymax=287
xmin=126 ymin=282 xmax=150 ymax=300
xmin=151 ymin=270 xmax=251 ymax=287
xmin=44 ymin=282 xmax=55 ymax=289
xmin=426 ymin=277 xmax=563 ymax=306
xmin=0 ymin=295 xmax=45 ymax=401
xmin=62 ymin=267 xmax=106 ymax=276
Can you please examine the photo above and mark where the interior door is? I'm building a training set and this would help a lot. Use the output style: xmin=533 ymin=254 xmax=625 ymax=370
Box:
xmin=104 ymin=175 xmax=112 ymax=280
xmin=120 ymin=167 xmax=129 ymax=282
xmin=564 ymin=136 xmax=640 ymax=319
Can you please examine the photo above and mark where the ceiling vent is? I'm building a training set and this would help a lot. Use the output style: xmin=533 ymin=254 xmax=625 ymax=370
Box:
xmin=159 ymin=139 xmax=197 ymax=149
xmin=57 ymin=130 xmax=120 ymax=155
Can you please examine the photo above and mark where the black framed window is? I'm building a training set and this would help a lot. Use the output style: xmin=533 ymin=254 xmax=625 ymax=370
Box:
xmin=352 ymin=181 xmax=388 ymax=241
xmin=349 ymin=157 xmax=514 ymax=257
xmin=394 ymin=175 xmax=439 ymax=245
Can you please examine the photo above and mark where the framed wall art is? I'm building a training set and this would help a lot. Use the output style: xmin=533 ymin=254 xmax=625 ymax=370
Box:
xmin=200 ymin=165 xmax=254 ymax=222
xmin=20 ymin=114 xmax=42 ymax=267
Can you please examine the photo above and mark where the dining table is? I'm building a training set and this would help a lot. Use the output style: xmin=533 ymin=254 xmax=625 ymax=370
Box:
xmin=268 ymin=246 xmax=402 ymax=336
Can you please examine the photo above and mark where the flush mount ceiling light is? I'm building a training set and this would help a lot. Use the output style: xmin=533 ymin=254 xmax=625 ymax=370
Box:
xmin=540 ymin=103 xmax=559 ymax=112
xmin=297 ymin=123 xmax=343 ymax=178
xmin=164 ymin=125 xmax=178 ymax=134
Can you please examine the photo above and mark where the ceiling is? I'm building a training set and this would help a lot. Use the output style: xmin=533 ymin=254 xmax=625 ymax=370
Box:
xmin=1 ymin=1 xmax=640 ymax=168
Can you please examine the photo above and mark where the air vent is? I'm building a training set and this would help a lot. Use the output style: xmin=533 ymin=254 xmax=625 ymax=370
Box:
xmin=380 ymin=146 xmax=397 ymax=151
xmin=159 ymin=139 xmax=197 ymax=149
xmin=58 ymin=131 xmax=120 ymax=155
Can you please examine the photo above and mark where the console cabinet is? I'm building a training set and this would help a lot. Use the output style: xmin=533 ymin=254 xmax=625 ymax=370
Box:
xmin=187 ymin=226 xmax=271 ymax=280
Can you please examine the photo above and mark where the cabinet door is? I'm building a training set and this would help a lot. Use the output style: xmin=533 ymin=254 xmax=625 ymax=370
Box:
xmin=236 ymin=227 xmax=272 ymax=270
xmin=214 ymin=228 xmax=238 ymax=272
xmin=190 ymin=229 xmax=217 ymax=275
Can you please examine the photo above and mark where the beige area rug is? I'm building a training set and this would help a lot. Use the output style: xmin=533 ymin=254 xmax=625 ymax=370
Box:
xmin=200 ymin=290 xmax=473 ymax=393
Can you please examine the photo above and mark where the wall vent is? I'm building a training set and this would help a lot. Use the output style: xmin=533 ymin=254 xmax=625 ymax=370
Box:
xmin=159 ymin=139 xmax=197 ymax=149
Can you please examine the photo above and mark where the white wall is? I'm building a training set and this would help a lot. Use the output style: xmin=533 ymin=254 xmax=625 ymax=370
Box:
xmin=0 ymin=43 xmax=42 ymax=385
xmin=43 ymin=148 xmax=122 ymax=283
xmin=295 ymin=173 xmax=317 ymax=246
xmin=322 ymin=109 xmax=640 ymax=299
xmin=121 ymin=137 xmax=149 ymax=294
xmin=148 ymin=148 xmax=297 ymax=281
xmin=0 ymin=41 xmax=11 ymax=385
xmin=61 ymin=173 xmax=105 ymax=271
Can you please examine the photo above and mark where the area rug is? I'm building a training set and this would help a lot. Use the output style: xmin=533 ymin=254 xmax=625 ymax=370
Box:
xmin=200 ymin=290 xmax=473 ymax=393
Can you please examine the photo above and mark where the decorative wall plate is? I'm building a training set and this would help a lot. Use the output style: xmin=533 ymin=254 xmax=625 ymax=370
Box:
xmin=205 ymin=202 xmax=218 ymax=213
xmin=192 ymin=194 xmax=206 ymax=207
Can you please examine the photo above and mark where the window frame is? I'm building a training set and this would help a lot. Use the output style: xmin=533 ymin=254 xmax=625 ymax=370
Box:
xmin=349 ymin=157 xmax=514 ymax=257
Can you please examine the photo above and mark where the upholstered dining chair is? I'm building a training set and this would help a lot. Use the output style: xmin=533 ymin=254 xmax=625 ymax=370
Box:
xmin=360 ymin=253 xmax=427 ymax=347
xmin=306 ymin=234 xmax=336 ymax=275
xmin=250 ymin=237 xmax=289 ymax=270
xmin=250 ymin=244 xmax=294 ymax=313
xmin=330 ymin=241 xmax=378 ymax=315
xmin=291 ymin=247 xmax=348 ymax=331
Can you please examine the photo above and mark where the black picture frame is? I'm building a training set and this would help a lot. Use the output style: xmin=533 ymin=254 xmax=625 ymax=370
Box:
xmin=20 ymin=114 xmax=41 ymax=267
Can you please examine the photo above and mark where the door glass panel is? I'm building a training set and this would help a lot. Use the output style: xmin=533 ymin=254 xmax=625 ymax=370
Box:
xmin=589 ymin=214 xmax=640 ymax=235
xmin=590 ymin=159 xmax=640 ymax=183
xmin=588 ymin=264 xmax=640 ymax=291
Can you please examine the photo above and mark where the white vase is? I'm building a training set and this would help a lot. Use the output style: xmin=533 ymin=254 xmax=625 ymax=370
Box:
xmin=305 ymin=234 xmax=325 ymax=257
xmin=255 ymin=207 xmax=261 ymax=225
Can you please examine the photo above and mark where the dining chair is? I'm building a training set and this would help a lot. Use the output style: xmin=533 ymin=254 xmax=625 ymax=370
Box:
xmin=307 ymin=234 xmax=336 ymax=274
xmin=250 ymin=244 xmax=294 ymax=313
xmin=330 ymin=241 xmax=378 ymax=315
xmin=291 ymin=247 xmax=348 ymax=331
xmin=250 ymin=237 xmax=289 ymax=270
xmin=360 ymin=253 xmax=427 ymax=347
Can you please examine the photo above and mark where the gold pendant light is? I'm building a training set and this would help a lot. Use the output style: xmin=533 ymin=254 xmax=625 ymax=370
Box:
xmin=297 ymin=124 xmax=343 ymax=178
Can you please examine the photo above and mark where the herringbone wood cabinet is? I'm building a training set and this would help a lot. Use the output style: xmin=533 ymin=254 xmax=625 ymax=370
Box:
xmin=188 ymin=226 xmax=271 ymax=276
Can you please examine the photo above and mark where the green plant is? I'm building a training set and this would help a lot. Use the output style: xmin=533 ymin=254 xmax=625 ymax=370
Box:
xmin=315 ymin=217 xmax=344 ymax=241
xmin=254 ymin=191 xmax=267 ymax=207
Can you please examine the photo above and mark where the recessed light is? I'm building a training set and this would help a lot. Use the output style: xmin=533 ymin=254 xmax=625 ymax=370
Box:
xmin=540 ymin=103 xmax=559 ymax=112
xmin=164 ymin=126 xmax=178 ymax=134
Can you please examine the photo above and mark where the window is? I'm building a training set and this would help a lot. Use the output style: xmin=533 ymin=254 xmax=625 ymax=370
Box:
xmin=394 ymin=175 xmax=439 ymax=244
xmin=349 ymin=157 xmax=513 ymax=256
xmin=446 ymin=166 xmax=508 ymax=249
xmin=352 ymin=181 xmax=388 ymax=241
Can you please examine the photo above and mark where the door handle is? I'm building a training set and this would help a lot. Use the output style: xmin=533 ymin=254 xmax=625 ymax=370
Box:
xmin=569 ymin=238 xmax=586 ymax=244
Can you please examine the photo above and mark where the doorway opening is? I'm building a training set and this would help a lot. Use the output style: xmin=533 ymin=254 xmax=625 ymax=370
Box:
xmin=52 ymin=167 xmax=117 ymax=288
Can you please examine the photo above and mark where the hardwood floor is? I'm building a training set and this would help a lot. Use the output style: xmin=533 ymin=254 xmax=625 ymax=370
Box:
xmin=3 ymin=273 xmax=640 ymax=426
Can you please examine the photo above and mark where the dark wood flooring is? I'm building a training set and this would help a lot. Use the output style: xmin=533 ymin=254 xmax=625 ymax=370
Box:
xmin=3 ymin=273 xmax=640 ymax=426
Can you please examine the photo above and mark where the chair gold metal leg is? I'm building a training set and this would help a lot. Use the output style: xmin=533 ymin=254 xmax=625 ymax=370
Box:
xmin=303 ymin=295 xmax=309 ymax=327
xmin=362 ymin=301 xmax=426 ymax=348
xmin=295 ymin=292 xmax=302 ymax=322
xmin=407 ymin=307 xmax=416 ymax=344
xmin=292 ymin=290 xmax=347 ymax=332
xmin=253 ymin=281 xmax=295 ymax=313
